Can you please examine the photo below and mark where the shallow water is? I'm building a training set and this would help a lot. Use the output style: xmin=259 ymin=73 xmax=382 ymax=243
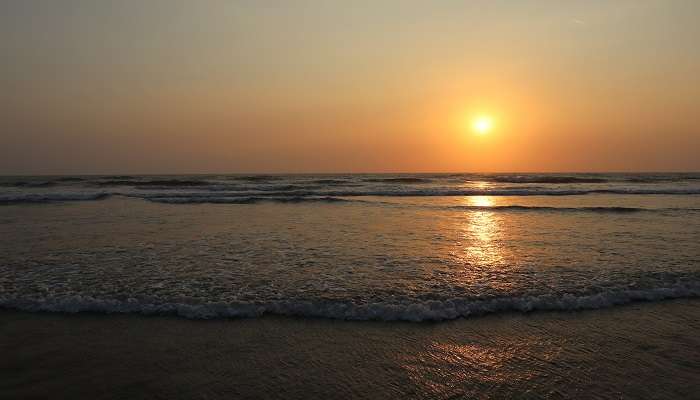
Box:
xmin=1 ymin=173 xmax=699 ymax=320
xmin=2 ymin=300 xmax=699 ymax=399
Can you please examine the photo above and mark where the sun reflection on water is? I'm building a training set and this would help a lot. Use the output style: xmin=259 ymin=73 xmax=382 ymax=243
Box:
xmin=450 ymin=196 xmax=517 ymax=292
xmin=471 ymin=195 xmax=493 ymax=208
xmin=400 ymin=339 xmax=559 ymax=397
xmin=462 ymin=197 xmax=502 ymax=264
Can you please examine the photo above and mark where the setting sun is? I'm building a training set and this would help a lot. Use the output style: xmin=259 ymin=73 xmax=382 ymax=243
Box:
xmin=472 ymin=116 xmax=494 ymax=135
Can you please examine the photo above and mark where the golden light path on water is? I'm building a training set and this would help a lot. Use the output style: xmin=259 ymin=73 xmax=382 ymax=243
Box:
xmin=464 ymin=197 xmax=502 ymax=263
xmin=458 ymin=195 xmax=509 ymax=282
xmin=443 ymin=191 xmax=519 ymax=300
xmin=403 ymin=194 xmax=541 ymax=394
xmin=400 ymin=335 xmax=561 ymax=397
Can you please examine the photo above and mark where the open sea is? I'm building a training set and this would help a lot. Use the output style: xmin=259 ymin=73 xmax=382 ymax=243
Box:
xmin=1 ymin=172 xmax=699 ymax=321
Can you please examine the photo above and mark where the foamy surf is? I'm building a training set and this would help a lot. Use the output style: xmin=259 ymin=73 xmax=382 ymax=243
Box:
xmin=2 ymin=282 xmax=699 ymax=321
xmin=2 ymin=173 xmax=699 ymax=326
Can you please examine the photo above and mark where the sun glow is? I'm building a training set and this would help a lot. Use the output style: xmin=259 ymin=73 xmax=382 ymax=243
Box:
xmin=470 ymin=196 xmax=494 ymax=207
xmin=472 ymin=115 xmax=494 ymax=135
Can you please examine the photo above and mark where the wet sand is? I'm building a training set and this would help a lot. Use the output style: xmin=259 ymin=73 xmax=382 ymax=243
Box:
xmin=2 ymin=300 xmax=699 ymax=399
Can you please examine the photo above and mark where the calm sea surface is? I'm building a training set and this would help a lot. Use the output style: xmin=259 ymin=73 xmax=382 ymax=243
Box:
xmin=1 ymin=173 xmax=699 ymax=321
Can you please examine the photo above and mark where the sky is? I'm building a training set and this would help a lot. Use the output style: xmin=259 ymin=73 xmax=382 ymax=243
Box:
xmin=2 ymin=0 xmax=699 ymax=174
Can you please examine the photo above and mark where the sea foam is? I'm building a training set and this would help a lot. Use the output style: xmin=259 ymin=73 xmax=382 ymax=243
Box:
xmin=2 ymin=283 xmax=698 ymax=321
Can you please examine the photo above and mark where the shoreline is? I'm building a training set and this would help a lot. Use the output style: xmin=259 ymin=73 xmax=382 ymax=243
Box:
xmin=2 ymin=299 xmax=699 ymax=399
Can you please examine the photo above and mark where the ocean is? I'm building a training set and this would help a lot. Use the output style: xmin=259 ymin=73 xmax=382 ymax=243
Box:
xmin=2 ymin=172 xmax=700 ymax=398
xmin=1 ymin=173 xmax=699 ymax=321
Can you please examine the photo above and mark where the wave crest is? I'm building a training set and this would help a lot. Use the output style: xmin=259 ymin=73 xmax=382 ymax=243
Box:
xmin=147 ymin=196 xmax=353 ymax=204
xmin=2 ymin=283 xmax=698 ymax=321
xmin=0 ymin=193 xmax=111 ymax=205
xmin=487 ymin=175 xmax=609 ymax=184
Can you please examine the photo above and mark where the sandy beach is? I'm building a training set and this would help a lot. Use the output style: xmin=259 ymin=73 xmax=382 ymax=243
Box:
xmin=2 ymin=299 xmax=699 ymax=399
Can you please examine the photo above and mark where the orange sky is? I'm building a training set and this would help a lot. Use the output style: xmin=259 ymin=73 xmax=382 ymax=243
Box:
xmin=2 ymin=1 xmax=699 ymax=174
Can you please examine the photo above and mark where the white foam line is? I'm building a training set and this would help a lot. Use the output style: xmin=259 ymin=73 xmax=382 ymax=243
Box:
xmin=2 ymin=283 xmax=698 ymax=322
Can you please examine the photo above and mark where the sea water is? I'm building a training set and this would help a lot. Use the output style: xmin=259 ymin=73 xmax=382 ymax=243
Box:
xmin=1 ymin=173 xmax=699 ymax=321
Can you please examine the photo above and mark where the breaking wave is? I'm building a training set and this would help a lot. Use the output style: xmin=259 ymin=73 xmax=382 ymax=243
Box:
xmin=2 ymin=283 xmax=698 ymax=322
xmin=0 ymin=193 xmax=111 ymax=205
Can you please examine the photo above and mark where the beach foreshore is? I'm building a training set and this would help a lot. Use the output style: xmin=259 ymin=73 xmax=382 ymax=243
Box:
xmin=2 ymin=299 xmax=699 ymax=399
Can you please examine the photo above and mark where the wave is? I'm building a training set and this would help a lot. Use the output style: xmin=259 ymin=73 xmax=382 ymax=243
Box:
xmin=227 ymin=175 xmax=284 ymax=182
xmin=54 ymin=177 xmax=85 ymax=182
xmin=485 ymin=175 xmax=609 ymax=184
xmin=101 ymin=175 xmax=136 ymax=180
xmin=3 ymin=188 xmax=700 ymax=206
xmin=309 ymin=179 xmax=355 ymax=185
xmin=252 ymin=184 xmax=324 ymax=191
xmin=147 ymin=196 xmax=354 ymax=205
xmin=0 ymin=193 xmax=111 ymax=205
xmin=97 ymin=179 xmax=210 ymax=187
xmin=449 ymin=205 xmax=673 ymax=213
xmin=363 ymin=177 xmax=432 ymax=184
xmin=360 ymin=174 xmax=700 ymax=185
xmin=139 ymin=188 xmax=700 ymax=197
xmin=139 ymin=197 xmax=696 ymax=213
xmin=461 ymin=174 xmax=700 ymax=184
xmin=2 ymin=283 xmax=698 ymax=322
xmin=0 ymin=181 xmax=55 ymax=188
xmin=624 ymin=175 xmax=700 ymax=183
xmin=5 ymin=174 xmax=700 ymax=191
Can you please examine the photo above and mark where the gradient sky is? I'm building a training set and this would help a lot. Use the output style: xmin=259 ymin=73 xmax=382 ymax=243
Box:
xmin=2 ymin=0 xmax=699 ymax=174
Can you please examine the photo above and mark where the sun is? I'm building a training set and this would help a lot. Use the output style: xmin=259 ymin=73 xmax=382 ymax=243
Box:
xmin=472 ymin=115 xmax=494 ymax=135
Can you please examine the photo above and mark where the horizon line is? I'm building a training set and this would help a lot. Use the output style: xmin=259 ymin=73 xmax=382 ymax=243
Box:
xmin=2 ymin=170 xmax=700 ymax=177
